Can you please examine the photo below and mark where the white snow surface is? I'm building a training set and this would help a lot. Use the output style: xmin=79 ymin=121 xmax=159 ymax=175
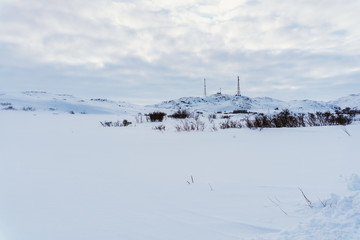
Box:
xmin=1 ymin=92 xmax=360 ymax=240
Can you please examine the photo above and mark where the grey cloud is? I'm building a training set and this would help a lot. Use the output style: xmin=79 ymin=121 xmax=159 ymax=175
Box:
xmin=0 ymin=0 xmax=359 ymax=103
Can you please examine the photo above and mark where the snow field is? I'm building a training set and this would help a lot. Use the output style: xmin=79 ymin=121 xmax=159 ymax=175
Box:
xmin=0 ymin=111 xmax=359 ymax=240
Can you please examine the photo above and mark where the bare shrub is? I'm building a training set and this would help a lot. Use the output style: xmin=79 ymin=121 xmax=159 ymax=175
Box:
xmin=219 ymin=119 xmax=242 ymax=129
xmin=186 ymin=175 xmax=195 ymax=184
xmin=100 ymin=119 xmax=132 ymax=127
xmin=210 ymin=123 xmax=218 ymax=131
xmin=153 ymin=124 xmax=166 ymax=131
xmin=246 ymin=109 xmax=354 ymax=129
xmin=335 ymin=113 xmax=352 ymax=125
xmin=232 ymin=109 xmax=248 ymax=114
xmin=269 ymin=197 xmax=288 ymax=216
xmin=208 ymin=113 xmax=217 ymax=123
xmin=245 ymin=117 xmax=255 ymax=129
xmin=298 ymin=187 xmax=313 ymax=208
xmin=135 ymin=113 xmax=144 ymax=123
xmin=22 ymin=106 xmax=36 ymax=111
xmin=342 ymin=126 xmax=351 ymax=136
xmin=147 ymin=112 xmax=166 ymax=122
xmin=253 ymin=114 xmax=273 ymax=128
xmin=0 ymin=102 xmax=11 ymax=106
xmin=175 ymin=119 xmax=205 ymax=132
xmin=271 ymin=109 xmax=300 ymax=128
xmin=3 ymin=106 xmax=15 ymax=110
xmin=169 ymin=109 xmax=191 ymax=119
xmin=306 ymin=113 xmax=318 ymax=126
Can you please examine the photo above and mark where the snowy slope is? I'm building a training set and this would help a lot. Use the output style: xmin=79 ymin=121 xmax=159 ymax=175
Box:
xmin=329 ymin=93 xmax=360 ymax=109
xmin=151 ymin=94 xmax=340 ymax=113
xmin=0 ymin=91 xmax=145 ymax=115
xmin=0 ymin=112 xmax=359 ymax=240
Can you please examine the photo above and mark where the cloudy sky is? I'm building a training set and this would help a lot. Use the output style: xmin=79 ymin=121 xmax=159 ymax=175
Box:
xmin=0 ymin=0 xmax=359 ymax=103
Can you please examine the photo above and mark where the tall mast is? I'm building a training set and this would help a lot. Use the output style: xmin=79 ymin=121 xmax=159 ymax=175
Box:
xmin=204 ymin=78 xmax=207 ymax=97
xmin=236 ymin=76 xmax=241 ymax=96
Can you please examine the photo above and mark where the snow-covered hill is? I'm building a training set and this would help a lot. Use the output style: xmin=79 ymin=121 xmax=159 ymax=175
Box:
xmin=1 ymin=91 xmax=359 ymax=114
xmin=329 ymin=93 xmax=360 ymax=109
xmin=151 ymin=94 xmax=356 ymax=114
xmin=0 ymin=91 xmax=145 ymax=115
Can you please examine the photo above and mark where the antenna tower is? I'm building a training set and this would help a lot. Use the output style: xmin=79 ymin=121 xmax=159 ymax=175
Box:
xmin=204 ymin=78 xmax=207 ymax=97
xmin=236 ymin=76 xmax=241 ymax=96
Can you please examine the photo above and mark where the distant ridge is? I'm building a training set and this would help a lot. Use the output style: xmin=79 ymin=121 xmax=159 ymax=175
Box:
xmin=0 ymin=91 xmax=142 ymax=114
xmin=0 ymin=91 xmax=359 ymax=114
xmin=328 ymin=93 xmax=360 ymax=109
xmin=151 ymin=94 xmax=352 ymax=113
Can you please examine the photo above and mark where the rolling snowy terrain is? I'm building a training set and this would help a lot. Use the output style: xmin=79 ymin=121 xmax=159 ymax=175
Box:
xmin=1 ymin=91 xmax=360 ymax=115
xmin=1 ymin=91 xmax=360 ymax=240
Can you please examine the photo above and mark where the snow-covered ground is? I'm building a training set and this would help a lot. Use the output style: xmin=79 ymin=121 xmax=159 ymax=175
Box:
xmin=1 ymin=92 xmax=360 ymax=240
xmin=1 ymin=110 xmax=360 ymax=240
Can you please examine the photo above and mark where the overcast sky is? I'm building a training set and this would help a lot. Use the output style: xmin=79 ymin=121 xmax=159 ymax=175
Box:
xmin=0 ymin=0 xmax=359 ymax=103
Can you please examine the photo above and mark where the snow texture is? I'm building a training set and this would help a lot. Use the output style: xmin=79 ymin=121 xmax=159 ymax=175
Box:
xmin=0 ymin=91 xmax=360 ymax=240
xmin=263 ymin=176 xmax=360 ymax=240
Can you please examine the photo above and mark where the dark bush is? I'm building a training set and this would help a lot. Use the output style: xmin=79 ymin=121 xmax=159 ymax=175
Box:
xmin=232 ymin=110 xmax=248 ymax=114
xmin=122 ymin=119 xmax=132 ymax=126
xmin=246 ymin=109 xmax=354 ymax=129
xmin=253 ymin=114 xmax=273 ymax=128
xmin=22 ymin=107 xmax=35 ymax=111
xmin=337 ymin=107 xmax=360 ymax=117
xmin=147 ymin=112 xmax=167 ymax=122
xmin=208 ymin=113 xmax=216 ymax=119
xmin=3 ymin=106 xmax=15 ymax=110
xmin=245 ymin=117 xmax=254 ymax=129
xmin=306 ymin=113 xmax=318 ymax=126
xmin=0 ymin=102 xmax=12 ymax=106
xmin=219 ymin=119 xmax=242 ymax=129
xmin=169 ymin=109 xmax=190 ymax=119
xmin=175 ymin=119 xmax=205 ymax=132
xmin=271 ymin=109 xmax=300 ymax=128
xmin=335 ymin=113 xmax=352 ymax=125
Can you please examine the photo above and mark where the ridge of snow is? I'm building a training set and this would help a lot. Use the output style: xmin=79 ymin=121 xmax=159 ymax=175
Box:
xmin=0 ymin=91 xmax=144 ymax=114
xmin=329 ymin=93 xmax=360 ymax=109
xmin=151 ymin=94 xmax=340 ymax=113
xmin=262 ymin=174 xmax=360 ymax=240
xmin=1 ymin=91 xmax=360 ymax=114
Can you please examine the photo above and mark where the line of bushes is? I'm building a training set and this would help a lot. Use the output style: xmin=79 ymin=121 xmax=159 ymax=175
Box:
xmin=245 ymin=109 xmax=353 ymax=129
